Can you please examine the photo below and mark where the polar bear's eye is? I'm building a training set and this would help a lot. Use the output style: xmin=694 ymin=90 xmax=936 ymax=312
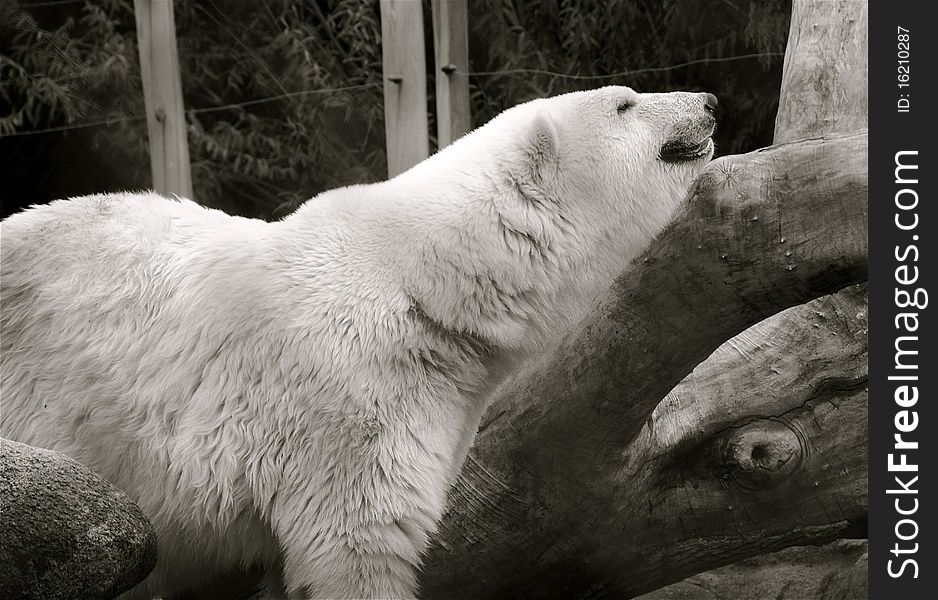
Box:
xmin=617 ymin=100 xmax=633 ymax=113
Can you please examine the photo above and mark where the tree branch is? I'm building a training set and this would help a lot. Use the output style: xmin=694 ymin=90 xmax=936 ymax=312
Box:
xmin=609 ymin=284 xmax=868 ymax=597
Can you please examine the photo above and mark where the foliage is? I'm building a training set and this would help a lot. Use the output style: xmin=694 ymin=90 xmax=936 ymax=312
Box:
xmin=1 ymin=1 xmax=139 ymax=136
xmin=464 ymin=0 xmax=791 ymax=155
xmin=2 ymin=0 xmax=385 ymax=218
xmin=174 ymin=0 xmax=386 ymax=216
xmin=1 ymin=0 xmax=790 ymax=219
xmin=1 ymin=0 xmax=150 ymax=212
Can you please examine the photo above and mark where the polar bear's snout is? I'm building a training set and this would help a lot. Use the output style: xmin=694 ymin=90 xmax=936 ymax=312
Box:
xmin=658 ymin=92 xmax=717 ymax=163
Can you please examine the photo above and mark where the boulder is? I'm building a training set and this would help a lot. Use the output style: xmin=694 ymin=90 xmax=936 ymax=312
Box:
xmin=0 ymin=438 xmax=157 ymax=600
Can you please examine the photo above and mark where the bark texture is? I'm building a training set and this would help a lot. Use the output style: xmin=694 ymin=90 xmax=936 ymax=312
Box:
xmin=609 ymin=284 xmax=867 ymax=597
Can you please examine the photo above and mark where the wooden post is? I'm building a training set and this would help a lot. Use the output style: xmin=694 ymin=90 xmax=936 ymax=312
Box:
xmin=774 ymin=0 xmax=868 ymax=144
xmin=134 ymin=0 xmax=193 ymax=199
xmin=380 ymin=0 xmax=429 ymax=177
xmin=431 ymin=0 xmax=471 ymax=148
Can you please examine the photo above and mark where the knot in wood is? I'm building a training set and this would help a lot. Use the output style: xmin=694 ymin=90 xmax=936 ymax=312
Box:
xmin=721 ymin=418 xmax=805 ymax=489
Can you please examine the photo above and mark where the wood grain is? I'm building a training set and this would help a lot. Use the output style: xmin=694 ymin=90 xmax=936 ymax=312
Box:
xmin=774 ymin=0 xmax=868 ymax=143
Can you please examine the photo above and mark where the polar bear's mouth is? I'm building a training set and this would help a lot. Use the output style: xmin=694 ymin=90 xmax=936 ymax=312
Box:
xmin=659 ymin=137 xmax=713 ymax=163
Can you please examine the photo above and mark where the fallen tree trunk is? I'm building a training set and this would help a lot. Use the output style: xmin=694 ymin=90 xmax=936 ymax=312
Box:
xmin=419 ymin=132 xmax=868 ymax=598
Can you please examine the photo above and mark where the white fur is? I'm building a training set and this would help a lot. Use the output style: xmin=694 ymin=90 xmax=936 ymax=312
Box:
xmin=0 ymin=86 xmax=713 ymax=599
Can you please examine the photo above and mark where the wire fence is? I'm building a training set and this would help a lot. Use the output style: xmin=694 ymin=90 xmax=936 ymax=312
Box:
xmin=1 ymin=51 xmax=783 ymax=138
xmin=17 ymin=0 xmax=87 ymax=7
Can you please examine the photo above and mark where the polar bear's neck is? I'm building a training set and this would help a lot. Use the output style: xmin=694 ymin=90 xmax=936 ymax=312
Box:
xmin=287 ymin=161 xmax=601 ymax=361
xmin=418 ymin=182 xmax=588 ymax=347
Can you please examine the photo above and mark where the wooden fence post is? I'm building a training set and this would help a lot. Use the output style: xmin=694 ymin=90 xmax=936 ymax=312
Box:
xmin=774 ymin=0 xmax=868 ymax=144
xmin=431 ymin=0 xmax=471 ymax=149
xmin=379 ymin=0 xmax=429 ymax=177
xmin=134 ymin=0 xmax=193 ymax=199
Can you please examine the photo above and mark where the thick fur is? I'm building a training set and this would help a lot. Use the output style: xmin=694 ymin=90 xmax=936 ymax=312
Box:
xmin=0 ymin=86 xmax=714 ymax=599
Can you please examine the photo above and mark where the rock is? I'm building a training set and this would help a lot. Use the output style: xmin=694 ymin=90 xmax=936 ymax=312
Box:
xmin=637 ymin=538 xmax=868 ymax=600
xmin=0 ymin=438 xmax=157 ymax=600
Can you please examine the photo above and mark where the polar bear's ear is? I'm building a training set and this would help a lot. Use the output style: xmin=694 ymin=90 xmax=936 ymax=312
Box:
xmin=523 ymin=110 xmax=559 ymax=179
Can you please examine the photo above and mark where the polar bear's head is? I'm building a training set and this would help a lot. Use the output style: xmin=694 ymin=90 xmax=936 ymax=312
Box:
xmin=491 ymin=86 xmax=716 ymax=237
xmin=472 ymin=86 xmax=717 ymax=318
xmin=392 ymin=85 xmax=717 ymax=348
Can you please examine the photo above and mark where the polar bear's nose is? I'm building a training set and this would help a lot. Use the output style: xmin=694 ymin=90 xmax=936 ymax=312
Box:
xmin=701 ymin=93 xmax=718 ymax=113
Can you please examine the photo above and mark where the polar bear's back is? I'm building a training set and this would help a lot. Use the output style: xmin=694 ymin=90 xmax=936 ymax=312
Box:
xmin=1 ymin=192 xmax=224 ymax=352
xmin=0 ymin=192 xmax=269 ymax=458
xmin=2 ymin=192 xmax=218 ymax=272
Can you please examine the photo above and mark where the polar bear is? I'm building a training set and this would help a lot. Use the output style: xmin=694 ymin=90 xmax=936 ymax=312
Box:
xmin=0 ymin=86 xmax=716 ymax=599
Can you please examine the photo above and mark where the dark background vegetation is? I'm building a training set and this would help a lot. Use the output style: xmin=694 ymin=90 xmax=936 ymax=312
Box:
xmin=0 ymin=0 xmax=790 ymax=220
